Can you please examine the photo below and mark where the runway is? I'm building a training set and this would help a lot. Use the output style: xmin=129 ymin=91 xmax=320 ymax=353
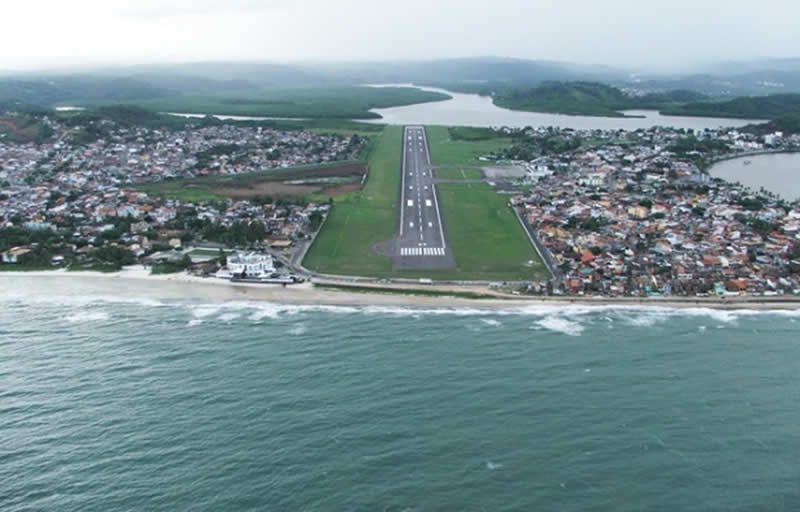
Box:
xmin=394 ymin=126 xmax=454 ymax=270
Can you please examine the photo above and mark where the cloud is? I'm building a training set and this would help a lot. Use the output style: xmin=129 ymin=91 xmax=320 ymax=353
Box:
xmin=0 ymin=0 xmax=798 ymax=72
xmin=111 ymin=0 xmax=283 ymax=19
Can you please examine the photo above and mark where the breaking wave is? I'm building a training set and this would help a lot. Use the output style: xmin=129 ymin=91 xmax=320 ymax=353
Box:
xmin=218 ymin=313 xmax=241 ymax=323
xmin=535 ymin=317 xmax=585 ymax=337
xmin=0 ymin=293 xmax=165 ymax=308
xmin=288 ymin=324 xmax=308 ymax=336
xmin=63 ymin=311 xmax=111 ymax=323
xmin=3 ymin=287 xmax=799 ymax=326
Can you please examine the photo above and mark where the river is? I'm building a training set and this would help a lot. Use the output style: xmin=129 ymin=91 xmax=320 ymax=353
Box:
xmin=709 ymin=153 xmax=800 ymax=201
xmin=162 ymin=85 xmax=763 ymax=130
xmin=364 ymin=84 xmax=764 ymax=130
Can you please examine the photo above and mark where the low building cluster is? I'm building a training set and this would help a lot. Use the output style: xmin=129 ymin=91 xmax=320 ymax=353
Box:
xmin=509 ymin=126 xmax=800 ymax=297
xmin=0 ymin=116 xmax=344 ymax=269
xmin=0 ymin=118 xmax=365 ymax=188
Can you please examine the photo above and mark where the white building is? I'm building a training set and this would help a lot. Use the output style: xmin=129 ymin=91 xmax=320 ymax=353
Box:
xmin=1 ymin=246 xmax=32 ymax=264
xmin=216 ymin=252 xmax=275 ymax=279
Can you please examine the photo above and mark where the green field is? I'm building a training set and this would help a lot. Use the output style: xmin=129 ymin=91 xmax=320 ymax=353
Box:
xmin=435 ymin=167 xmax=484 ymax=180
xmin=426 ymin=126 xmax=512 ymax=165
xmin=304 ymin=125 xmax=546 ymax=281
xmin=236 ymin=118 xmax=385 ymax=137
xmin=303 ymin=126 xmax=403 ymax=276
xmin=431 ymin=184 xmax=547 ymax=281
xmin=77 ymin=86 xmax=451 ymax=120
xmin=139 ymin=161 xmax=369 ymax=202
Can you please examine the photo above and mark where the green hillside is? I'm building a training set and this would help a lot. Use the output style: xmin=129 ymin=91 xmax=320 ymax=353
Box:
xmin=494 ymin=81 xmax=633 ymax=117
xmin=661 ymin=93 xmax=800 ymax=119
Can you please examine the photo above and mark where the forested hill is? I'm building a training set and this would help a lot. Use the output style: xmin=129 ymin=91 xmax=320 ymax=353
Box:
xmin=0 ymin=77 xmax=171 ymax=105
xmin=660 ymin=94 xmax=800 ymax=119
xmin=743 ymin=113 xmax=800 ymax=135
xmin=492 ymin=82 xmax=709 ymax=117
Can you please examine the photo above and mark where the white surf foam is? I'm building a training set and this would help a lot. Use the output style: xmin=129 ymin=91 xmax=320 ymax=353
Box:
xmin=624 ymin=314 xmax=664 ymax=327
xmin=486 ymin=461 xmax=503 ymax=470
xmin=64 ymin=311 xmax=110 ymax=323
xmin=481 ymin=319 xmax=502 ymax=327
xmin=288 ymin=324 xmax=308 ymax=336
xmin=191 ymin=305 xmax=223 ymax=319
xmin=218 ymin=313 xmax=241 ymax=323
xmin=6 ymin=287 xmax=799 ymax=324
xmin=363 ymin=305 xmax=490 ymax=317
xmin=0 ymin=293 xmax=165 ymax=308
xmin=535 ymin=317 xmax=584 ymax=337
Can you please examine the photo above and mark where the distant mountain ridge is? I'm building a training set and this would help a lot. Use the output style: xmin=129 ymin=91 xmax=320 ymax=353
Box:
xmin=2 ymin=58 xmax=800 ymax=125
xmin=0 ymin=58 xmax=627 ymax=106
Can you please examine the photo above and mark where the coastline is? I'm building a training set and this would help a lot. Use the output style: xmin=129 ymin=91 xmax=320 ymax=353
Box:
xmin=2 ymin=267 xmax=800 ymax=311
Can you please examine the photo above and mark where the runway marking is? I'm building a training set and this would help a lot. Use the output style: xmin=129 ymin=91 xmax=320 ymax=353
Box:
xmin=400 ymin=247 xmax=446 ymax=257
xmin=400 ymin=126 xmax=447 ymax=257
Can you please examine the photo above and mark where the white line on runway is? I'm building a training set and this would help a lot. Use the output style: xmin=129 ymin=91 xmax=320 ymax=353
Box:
xmin=400 ymin=247 xmax=446 ymax=257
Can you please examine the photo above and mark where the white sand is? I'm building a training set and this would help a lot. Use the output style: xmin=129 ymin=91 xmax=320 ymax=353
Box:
xmin=2 ymin=267 xmax=800 ymax=310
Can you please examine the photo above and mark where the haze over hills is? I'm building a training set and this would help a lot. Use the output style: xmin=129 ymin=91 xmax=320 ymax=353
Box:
xmin=3 ymin=57 xmax=800 ymax=125
xmin=5 ymin=56 xmax=800 ymax=102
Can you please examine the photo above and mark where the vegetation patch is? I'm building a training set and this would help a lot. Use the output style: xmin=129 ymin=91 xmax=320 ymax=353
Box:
xmin=78 ymin=86 xmax=451 ymax=120
xmin=433 ymin=184 xmax=547 ymax=281
xmin=435 ymin=167 xmax=484 ymax=180
xmin=303 ymin=126 xmax=403 ymax=276
xmin=492 ymin=81 xmax=709 ymax=118
xmin=151 ymin=256 xmax=192 ymax=275
xmin=426 ymin=126 xmax=512 ymax=166
xmin=448 ymin=126 xmax=503 ymax=141
xmin=304 ymin=126 xmax=543 ymax=281
xmin=139 ymin=162 xmax=369 ymax=202
xmin=661 ymin=93 xmax=800 ymax=119
xmin=67 ymin=263 xmax=120 ymax=273
xmin=315 ymin=283 xmax=500 ymax=300
xmin=0 ymin=115 xmax=54 ymax=143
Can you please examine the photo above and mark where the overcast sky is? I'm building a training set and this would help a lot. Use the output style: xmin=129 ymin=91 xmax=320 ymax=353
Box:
xmin=2 ymin=0 xmax=798 ymax=72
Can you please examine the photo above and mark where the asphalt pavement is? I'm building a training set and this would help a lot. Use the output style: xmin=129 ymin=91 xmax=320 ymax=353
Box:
xmin=394 ymin=126 xmax=455 ymax=270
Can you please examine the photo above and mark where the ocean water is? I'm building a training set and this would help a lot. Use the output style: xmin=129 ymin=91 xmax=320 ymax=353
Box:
xmin=2 ymin=291 xmax=800 ymax=510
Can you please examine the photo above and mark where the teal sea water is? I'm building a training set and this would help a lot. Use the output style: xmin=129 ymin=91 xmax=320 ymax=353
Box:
xmin=2 ymin=287 xmax=800 ymax=510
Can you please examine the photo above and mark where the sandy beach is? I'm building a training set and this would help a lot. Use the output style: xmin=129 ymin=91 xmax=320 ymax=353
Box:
xmin=2 ymin=266 xmax=800 ymax=311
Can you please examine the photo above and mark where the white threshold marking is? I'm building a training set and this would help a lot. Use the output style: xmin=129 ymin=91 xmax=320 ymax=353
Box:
xmin=400 ymin=247 xmax=446 ymax=257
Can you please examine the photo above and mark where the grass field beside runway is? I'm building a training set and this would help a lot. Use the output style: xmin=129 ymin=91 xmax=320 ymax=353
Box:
xmin=304 ymin=125 xmax=545 ymax=282
xmin=429 ymin=184 xmax=548 ymax=281
xmin=386 ymin=183 xmax=547 ymax=282
xmin=434 ymin=168 xmax=484 ymax=180
xmin=303 ymin=126 xmax=402 ymax=276
xmin=425 ymin=126 xmax=512 ymax=166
